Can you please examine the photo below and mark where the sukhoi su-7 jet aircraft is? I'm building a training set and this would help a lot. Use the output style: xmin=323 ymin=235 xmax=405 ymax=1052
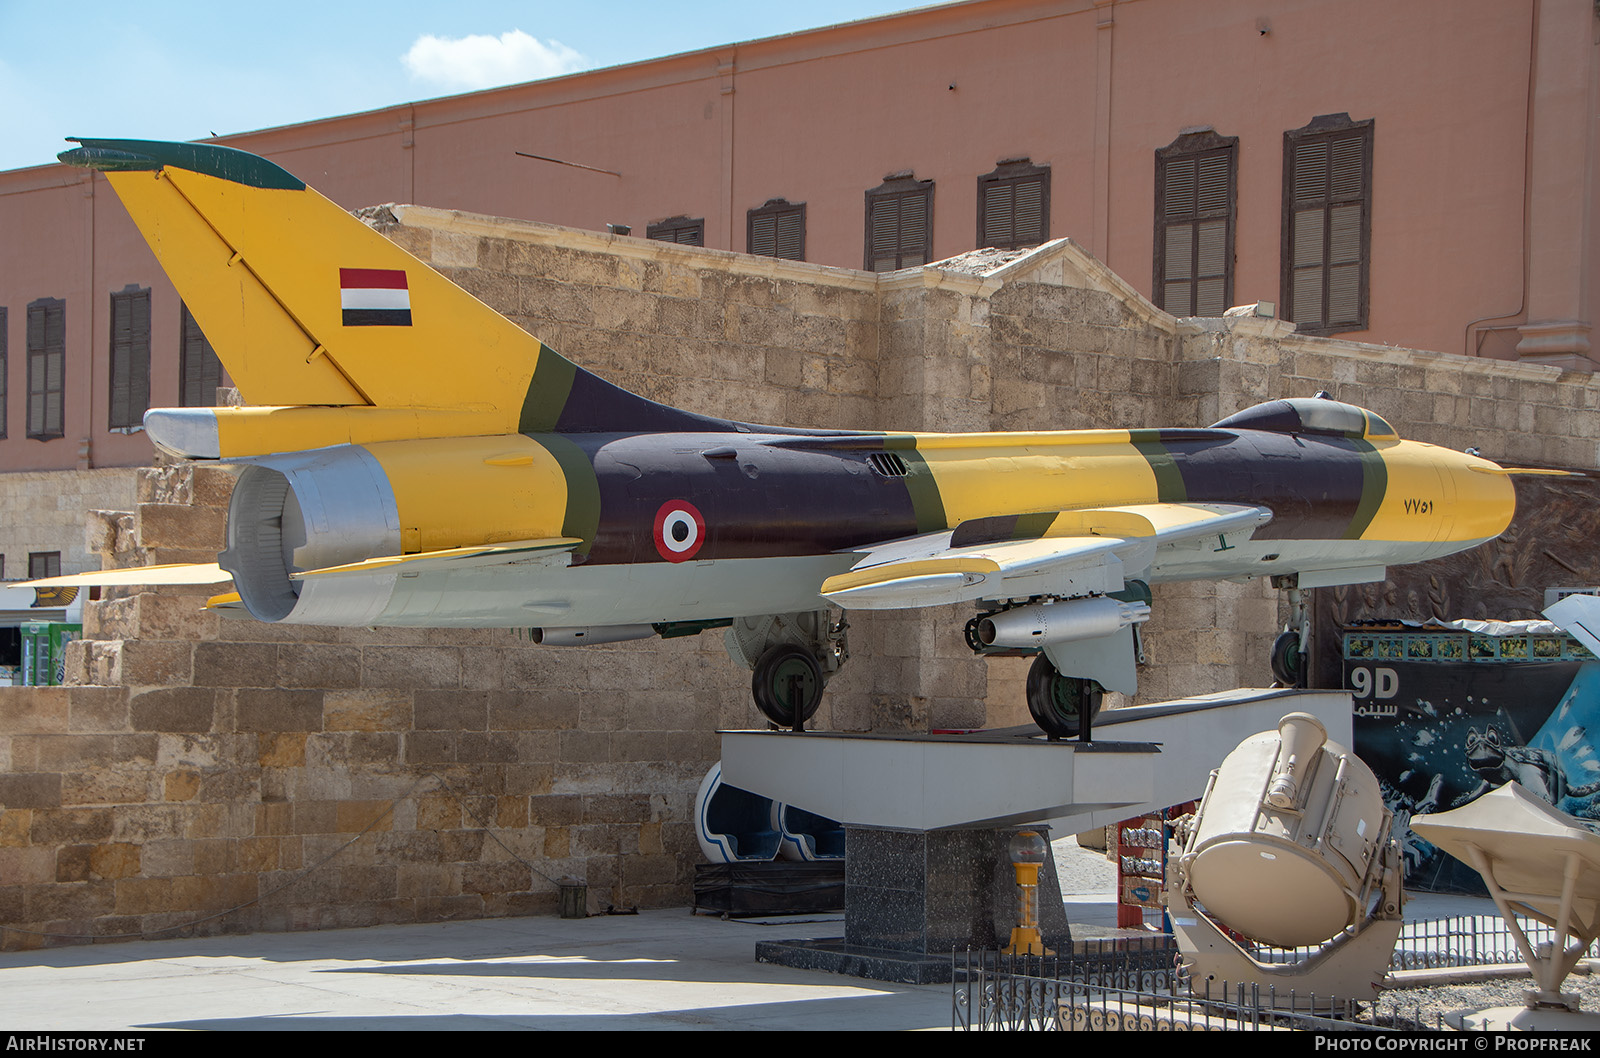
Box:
xmin=40 ymin=138 xmax=1521 ymax=737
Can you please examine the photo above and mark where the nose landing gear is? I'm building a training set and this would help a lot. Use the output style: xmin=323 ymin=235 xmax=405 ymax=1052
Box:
xmin=726 ymin=610 xmax=848 ymax=730
xmin=751 ymin=644 xmax=824 ymax=730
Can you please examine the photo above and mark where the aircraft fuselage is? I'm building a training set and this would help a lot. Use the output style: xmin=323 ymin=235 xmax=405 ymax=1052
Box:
xmin=246 ymin=421 xmax=1512 ymax=629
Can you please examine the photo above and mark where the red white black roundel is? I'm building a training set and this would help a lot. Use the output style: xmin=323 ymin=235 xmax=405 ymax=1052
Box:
xmin=654 ymin=500 xmax=706 ymax=562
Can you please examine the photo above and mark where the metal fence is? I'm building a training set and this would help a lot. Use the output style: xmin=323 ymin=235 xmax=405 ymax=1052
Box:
xmin=1392 ymin=914 xmax=1598 ymax=970
xmin=951 ymin=945 xmax=1440 ymax=1030
xmin=951 ymin=913 xmax=1593 ymax=1031
xmin=1243 ymin=914 xmax=1600 ymax=970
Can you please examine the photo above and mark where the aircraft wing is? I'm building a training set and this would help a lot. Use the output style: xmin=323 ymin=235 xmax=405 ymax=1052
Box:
xmin=21 ymin=538 xmax=581 ymax=594
xmin=821 ymin=503 xmax=1271 ymax=609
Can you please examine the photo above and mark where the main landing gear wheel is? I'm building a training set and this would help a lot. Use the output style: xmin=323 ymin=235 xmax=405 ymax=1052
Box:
xmin=1026 ymin=654 xmax=1103 ymax=740
xmin=1270 ymin=629 xmax=1307 ymax=688
xmin=752 ymin=645 xmax=824 ymax=729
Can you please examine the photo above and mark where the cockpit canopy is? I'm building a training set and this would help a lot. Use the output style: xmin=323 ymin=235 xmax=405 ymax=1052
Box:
xmin=1212 ymin=398 xmax=1398 ymax=442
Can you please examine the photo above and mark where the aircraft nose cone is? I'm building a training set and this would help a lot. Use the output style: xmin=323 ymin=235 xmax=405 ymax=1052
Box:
xmin=1452 ymin=454 xmax=1518 ymax=543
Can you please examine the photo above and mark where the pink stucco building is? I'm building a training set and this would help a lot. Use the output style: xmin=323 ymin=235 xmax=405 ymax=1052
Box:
xmin=0 ymin=0 xmax=1594 ymax=491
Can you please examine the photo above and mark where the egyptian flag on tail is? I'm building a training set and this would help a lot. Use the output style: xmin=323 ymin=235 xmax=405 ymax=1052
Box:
xmin=340 ymin=268 xmax=412 ymax=326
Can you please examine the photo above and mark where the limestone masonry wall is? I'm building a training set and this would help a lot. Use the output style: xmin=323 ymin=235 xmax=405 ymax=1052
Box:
xmin=2 ymin=214 xmax=1596 ymax=948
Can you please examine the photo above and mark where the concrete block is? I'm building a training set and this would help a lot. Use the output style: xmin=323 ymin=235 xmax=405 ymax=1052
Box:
xmin=189 ymin=466 xmax=238 ymax=509
xmin=0 ymin=773 xmax=61 ymax=809
xmin=109 ymin=804 xmax=187 ymax=843
xmin=0 ymin=809 xmax=29 ymax=847
xmin=488 ymin=689 xmax=579 ymax=730
xmin=277 ymin=645 xmax=362 ymax=689
xmin=413 ymin=689 xmax=488 ymax=731
xmin=258 ymin=733 xmax=308 ymax=768
xmin=193 ymin=642 xmax=278 ymax=688
xmin=120 ymin=641 xmax=192 ymax=687
xmin=135 ymin=504 xmax=227 ymax=551
xmin=129 ymin=688 xmax=218 ymax=732
xmin=0 ymin=688 xmax=70 ymax=734
xmin=29 ymin=807 xmax=113 ymax=845
xmin=67 ymin=687 xmax=129 ymax=733
xmin=129 ymin=592 xmax=221 ymax=642
xmin=323 ymin=690 xmax=411 ymax=732
xmin=362 ymin=647 xmax=461 ymax=689
xmin=235 ymin=689 xmax=324 ymax=732
xmin=89 ymin=843 xmax=140 ymax=881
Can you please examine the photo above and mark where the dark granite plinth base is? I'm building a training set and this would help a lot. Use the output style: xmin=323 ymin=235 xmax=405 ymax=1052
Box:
xmin=692 ymin=861 xmax=844 ymax=917
xmin=754 ymin=824 xmax=1077 ymax=983
xmin=756 ymin=937 xmax=961 ymax=985
xmin=843 ymin=824 xmax=1071 ymax=956
xmin=758 ymin=929 xmax=1177 ymax=986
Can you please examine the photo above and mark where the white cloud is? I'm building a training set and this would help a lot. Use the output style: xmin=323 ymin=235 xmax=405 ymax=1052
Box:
xmin=402 ymin=30 xmax=588 ymax=91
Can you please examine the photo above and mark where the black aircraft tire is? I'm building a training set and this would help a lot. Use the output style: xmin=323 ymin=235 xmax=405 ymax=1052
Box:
xmin=752 ymin=645 xmax=824 ymax=728
xmin=1025 ymin=654 xmax=1103 ymax=738
xmin=1270 ymin=630 xmax=1306 ymax=688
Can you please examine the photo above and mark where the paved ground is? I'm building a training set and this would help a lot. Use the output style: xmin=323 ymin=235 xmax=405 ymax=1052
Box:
xmin=0 ymin=838 xmax=1501 ymax=1032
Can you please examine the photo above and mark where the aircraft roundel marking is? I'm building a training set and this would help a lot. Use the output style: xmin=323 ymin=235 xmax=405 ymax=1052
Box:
xmin=654 ymin=500 xmax=706 ymax=562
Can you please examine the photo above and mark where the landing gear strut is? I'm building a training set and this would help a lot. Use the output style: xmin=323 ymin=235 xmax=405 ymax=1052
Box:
xmin=1025 ymin=654 xmax=1103 ymax=741
xmin=1271 ymin=587 xmax=1310 ymax=688
xmin=725 ymin=610 xmax=848 ymax=731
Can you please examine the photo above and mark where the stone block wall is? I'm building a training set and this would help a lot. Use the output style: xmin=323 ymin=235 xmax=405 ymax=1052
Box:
xmin=0 ymin=469 xmax=137 ymax=578
xmin=4 ymin=213 xmax=1599 ymax=948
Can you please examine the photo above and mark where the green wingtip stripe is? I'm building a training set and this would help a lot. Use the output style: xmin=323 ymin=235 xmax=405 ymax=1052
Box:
xmin=60 ymin=138 xmax=305 ymax=191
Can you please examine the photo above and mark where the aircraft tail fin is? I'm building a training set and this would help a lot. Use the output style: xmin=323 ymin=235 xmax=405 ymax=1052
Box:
xmin=59 ymin=138 xmax=734 ymax=436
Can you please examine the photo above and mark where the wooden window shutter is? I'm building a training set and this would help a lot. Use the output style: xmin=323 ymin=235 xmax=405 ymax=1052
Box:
xmin=1282 ymin=114 xmax=1373 ymax=334
xmin=978 ymin=159 xmax=1050 ymax=250
xmin=646 ymin=216 xmax=704 ymax=246
xmin=180 ymin=303 xmax=223 ymax=407
xmin=864 ymin=174 xmax=933 ymax=271
xmin=26 ymin=298 xmax=64 ymax=440
xmin=109 ymin=286 xmax=151 ymax=429
xmin=1154 ymin=132 xmax=1237 ymax=318
xmin=747 ymin=199 xmax=806 ymax=261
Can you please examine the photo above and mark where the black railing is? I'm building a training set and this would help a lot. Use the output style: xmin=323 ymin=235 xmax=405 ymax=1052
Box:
xmin=951 ymin=913 xmax=1590 ymax=1031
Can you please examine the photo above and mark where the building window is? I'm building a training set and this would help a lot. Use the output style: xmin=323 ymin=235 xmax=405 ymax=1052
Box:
xmin=865 ymin=173 xmax=933 ymax=271
xmin=1282 ymin=113 xmax=1373 ymax=334
xmin=1155 ymin=131 xmax=1238 ymax=318
xmin=109 ymin=285 xmax=151 ymax=429
xmin=646 ymin=216 xmax=704 ymax=246
xmin=747 ymin=199 xmax=806 ymax=261
xmin=180 ymin=304 xmax=223 ymax=407
xmin=0 ymin=306 xmax=8 ymax=440
xmin=26 ymin=298 xmax=64 ymax=441
xmin=977 ymin=158 xmax=1049 ymax=250
xmin=28 ymin=552 xmax=59 ymax=580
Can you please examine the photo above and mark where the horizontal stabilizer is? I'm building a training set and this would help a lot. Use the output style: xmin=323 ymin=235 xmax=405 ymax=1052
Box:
xmin=292 ymin=538 xmax=582 ymax=581
xmin=1545 ymin=594 xmax=1600 ymax=658
xmin=23 ymin=563 xmax=232 ymax=588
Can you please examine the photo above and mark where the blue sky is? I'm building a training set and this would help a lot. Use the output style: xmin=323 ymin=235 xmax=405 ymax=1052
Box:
xmin=0 ymin=1 xmax=942 ymax=174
